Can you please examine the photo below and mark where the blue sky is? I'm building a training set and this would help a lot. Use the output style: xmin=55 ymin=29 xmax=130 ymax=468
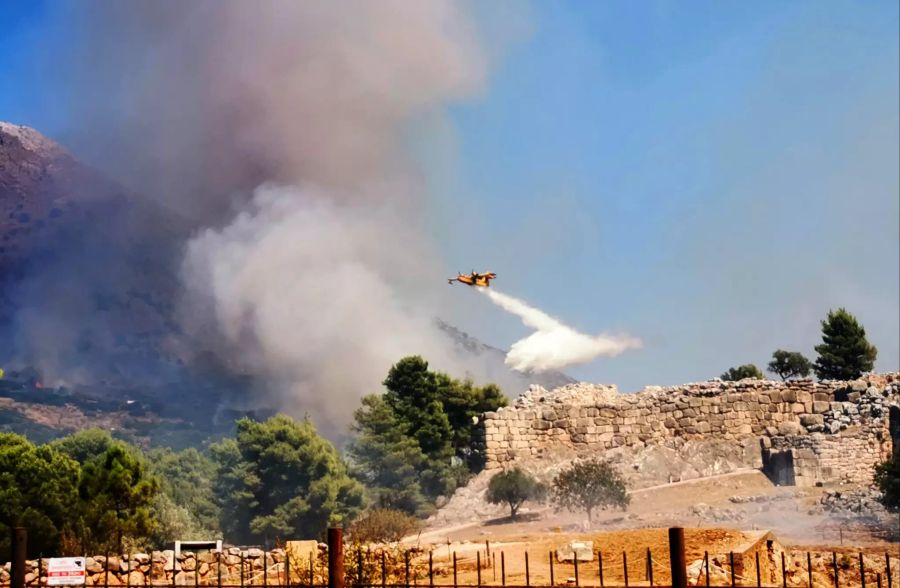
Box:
xmin=2 ymin=1 xmax=898 ymax=391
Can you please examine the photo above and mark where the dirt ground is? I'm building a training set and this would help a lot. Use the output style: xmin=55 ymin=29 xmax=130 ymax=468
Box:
xmin=400 ymin=471 xmax=900 ymax=586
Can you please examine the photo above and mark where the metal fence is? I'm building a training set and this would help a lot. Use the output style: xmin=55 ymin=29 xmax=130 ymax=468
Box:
xmin=6 ymin=527 xmax=898 ymax=588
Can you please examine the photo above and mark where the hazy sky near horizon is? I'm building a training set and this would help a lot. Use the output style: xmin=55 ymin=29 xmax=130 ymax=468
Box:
xmin=1 ymin=1 xmax=897 ymax=392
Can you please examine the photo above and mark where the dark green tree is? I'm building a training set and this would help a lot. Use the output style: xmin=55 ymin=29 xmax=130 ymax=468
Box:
xmin=147 ymin=447 xmax=221 ymax=536
xmin=875 ymin=452 xmax=900 ymax=511
xmin=550 ymin=458 xmax=629 ymax=523
xmin=211 ymin=415 xmax=365 ymax=544
xmin=348 ymin=395 xmax=432 ymax=516
xmin=485 ymin=467 xmax=545 ymax=519
xmin=349 ymin=356 xmax=508 ymax=511
xmin=814 ymin=308 xmax=878 ymax=380
xmin=51 ymin=428 xmax=116 ymax=463
xmin=0 ymin=433 xmax=80 ymax=557
xmin=78 ymin=442 xmax=159 ymax=553
xmin=767 ymin=350 xmax=813 ymax=381
xmin=720 ymin=364 xmax=764 ymax=381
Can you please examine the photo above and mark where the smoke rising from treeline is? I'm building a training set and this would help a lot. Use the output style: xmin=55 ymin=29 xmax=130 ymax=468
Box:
xmin=7 ymin=0 xmax=500 ymax=429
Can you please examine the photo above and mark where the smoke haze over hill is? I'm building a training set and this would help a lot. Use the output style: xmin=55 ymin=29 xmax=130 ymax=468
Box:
xmin=0 ymin=1 xmax=570 ymax=431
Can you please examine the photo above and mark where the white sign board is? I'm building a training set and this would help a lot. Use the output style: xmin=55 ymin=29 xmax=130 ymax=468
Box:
xmin=47 ymin=557 xmax=86 ymax=586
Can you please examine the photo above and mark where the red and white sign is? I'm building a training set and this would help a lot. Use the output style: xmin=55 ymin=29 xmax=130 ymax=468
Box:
xmin=47 ymin=557 xmax=86 ymax=586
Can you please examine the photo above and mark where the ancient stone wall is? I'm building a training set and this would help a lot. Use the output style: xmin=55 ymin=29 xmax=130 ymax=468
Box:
xmin=481 ymin=373 xmax=900 ymax=487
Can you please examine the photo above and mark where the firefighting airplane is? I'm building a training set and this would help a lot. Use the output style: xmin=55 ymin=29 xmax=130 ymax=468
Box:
xmin=447 ymin=271 xmax=497 ymax=287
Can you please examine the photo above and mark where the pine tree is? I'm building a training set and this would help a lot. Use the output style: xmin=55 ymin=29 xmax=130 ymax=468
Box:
xmin=813 ymin=308 xmax=877 ymax=380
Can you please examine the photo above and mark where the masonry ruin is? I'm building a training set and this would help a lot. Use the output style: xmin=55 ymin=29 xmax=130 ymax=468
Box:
xmin=479 ymin=373 xmax=900 ymax=487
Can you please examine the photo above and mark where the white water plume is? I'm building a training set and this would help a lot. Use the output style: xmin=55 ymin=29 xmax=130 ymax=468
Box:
xmin=481 ymin=289 xmax=642 ymax=372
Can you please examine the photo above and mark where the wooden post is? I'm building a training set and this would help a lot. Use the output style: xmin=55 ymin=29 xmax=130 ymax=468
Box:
xmin=382 ymin=552 xmax=387 ymax=588
xmin=549 ymin=552 xmax=554 ymax=586
xmin=668 ymin=528 xmax=686 ymax=588
xmin=887 ymin=553 xmax=893 ymax=588
xmin=501 ymin=552 xmax=505 ymax=587
xmin=807 ymin=552 xmax=812 ymax=588
xmin=756 ymin=551 xmax=761 ymax=587
xmin=647 ymin=548 xmax=653 ymax=587
xmin=573 ymin=551 xmax=578 ymax=587
xmin=730 ymin=552 xmax=736 ymax=588
xmin=217 ymin=552 xmax=223 ymax=588
xmin=524 ymin=552 xmax=529 ymax=588
xmin=452 ymin=553 xmax=457 ymax=588
xmin=704 ymin=552 xmax=710 ymax=588
xmin=284 ymin=551 xmax=289 ymax=588
xmin=862 ymin=553 xmax=868 ymax=588
xmin=405 ymin=551 xmax=410 ymax=588
xmin=429 ymin=551 xmax=434 ymax=588
xmin=833 ymin=552 xmax=839 ymax=588
xmin=264 ymin=551 xmax=268 ymax=588
xmin=12 ymin=528 xmax=27 ymax=588
xmin=476 ymin=552 xmax=481 ymax=587
xmin=598 ymin=552 xmax=604 ymax=588
xmin=328 ymin=528 xmax=344 ymax=588
xmin=623 ymin=552 xmax=629 ymax=588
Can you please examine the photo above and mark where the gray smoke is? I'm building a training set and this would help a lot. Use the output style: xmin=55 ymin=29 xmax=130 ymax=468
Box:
xmin=35 ymin=1 xmax=507 ymax=429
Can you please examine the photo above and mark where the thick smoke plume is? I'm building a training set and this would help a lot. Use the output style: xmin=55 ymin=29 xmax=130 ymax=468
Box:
xmin=482 ymin=289 xmax=642 ymax=372
xmin=11 ymin=0 xmax=499 ymax=430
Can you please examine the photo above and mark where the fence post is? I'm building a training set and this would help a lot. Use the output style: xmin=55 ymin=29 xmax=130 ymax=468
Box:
xmin=286 ymin=551 xmax=292 ymax=587
xmin=359 ymin=548 xmax=365 ymax=588
xmin=833 ymin=552 xmax=839 ymax=588
xmin=647 ymin=548 xmax=653 ymax=587
xmin=429 ymin=551 xmax=434 ymax=588
xmin=756 ymin=551 xmax=761 ymax=588
xmin=452 ymin=553 xmax=457 ymax=588
xmin=405 ymin=551 xmax=410 ymax=588
xmin=524 ymin=552 xmax=529 ymax=588
xmin=382 ymin=552 xmax=387 ymax=588
xmin=704 ymin=551 xmax=710 ymax=588
xmin=598 ymin=552 xmax=604 ymax=588
xmin=862 ymin=553 xmax=868 ymax=588
xmin=264 ymin=551 xmax=268 ymax=588
xmin=310 ymin=551 xmax=314 ymax=587
xmin=38 ymin=556 xmax=43 ymax=588
xmin=11 ymin=528 xmax=26 ymax=588
xmin=887 ymin=553 xmax=893 ymax=588
xmin=476 ymin=552 xmax=481 ymax=587
xmin=549 ymin=552 xmax=554 ymax=586
xmin=668 ymin=528 xmax=686 ymax=588
xmin=328 ymin=529 xmax=344 ymax=588
xmin=501 ymin=552 xmax=506 ymax=587
xmin=729 ymin=552 xmax=736 ymax=588
xmin=241 ymin=552 xmax=245 ymax=588
xmin=623 ymin=552 xmax=628 ymax=588
xmin=573 ymin=551 xmax=578 ymax=587
xmin=807 ymin=552 xmax=812 ymax=588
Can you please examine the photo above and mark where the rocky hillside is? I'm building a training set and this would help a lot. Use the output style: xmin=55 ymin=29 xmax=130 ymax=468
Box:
xmin=0 ymin=121 xmax=574 ymax=447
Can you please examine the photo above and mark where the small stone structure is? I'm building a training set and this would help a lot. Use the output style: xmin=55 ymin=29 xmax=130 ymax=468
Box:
xmin=2 ymin=546 xmax=327 ymax=587
xmin=479 ymin=373 xmax=900 ymax=487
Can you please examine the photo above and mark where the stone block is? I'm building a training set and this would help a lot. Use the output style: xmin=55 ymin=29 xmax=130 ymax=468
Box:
xmin=556 ymin=541 xmax=594 ymax=563
xmin=812 ymin=401 xmax=829 ymax=414
xmin=800 ymin=414 xmax=824 ymax=427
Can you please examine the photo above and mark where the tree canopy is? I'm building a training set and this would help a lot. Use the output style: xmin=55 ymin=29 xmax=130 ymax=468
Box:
xmin=767 ymin=350 xmax=812 ymax=381
xmin=0 ymin=433 xmax=80 ymax=557
xmin=814 ymin=308 xmax=877 ymax=380
xmin=211 ymin=414 xmax=365 ymax=544
xmin=486 ymin=467 xmax=545 ymax=519
xmin=77 ymin=442 xmax=159 ymax=553
xmin=349 ymin=356 xmax=507 ymax=515
xmin=550 ymin=458 xmax=628 ymax=523
xmin=720 ymin=364 xmax=764 ymax=381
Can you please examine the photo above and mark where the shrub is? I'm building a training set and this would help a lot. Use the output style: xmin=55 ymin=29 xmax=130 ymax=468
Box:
xmin=349 ymin=508 xmax=421 ymax=543
xmin=551 ymin=458 xmax=628 ymax=523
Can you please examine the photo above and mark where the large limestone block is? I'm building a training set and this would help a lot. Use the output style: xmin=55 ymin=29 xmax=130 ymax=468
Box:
xmin=556 ymin=541 xmax=594 ymax=563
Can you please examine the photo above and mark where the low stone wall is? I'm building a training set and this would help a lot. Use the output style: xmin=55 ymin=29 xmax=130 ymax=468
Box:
xmin=481 ymin=373 xmax=900 ymax=487
xmin=1 ymin=547 xmax=326 ymax=587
